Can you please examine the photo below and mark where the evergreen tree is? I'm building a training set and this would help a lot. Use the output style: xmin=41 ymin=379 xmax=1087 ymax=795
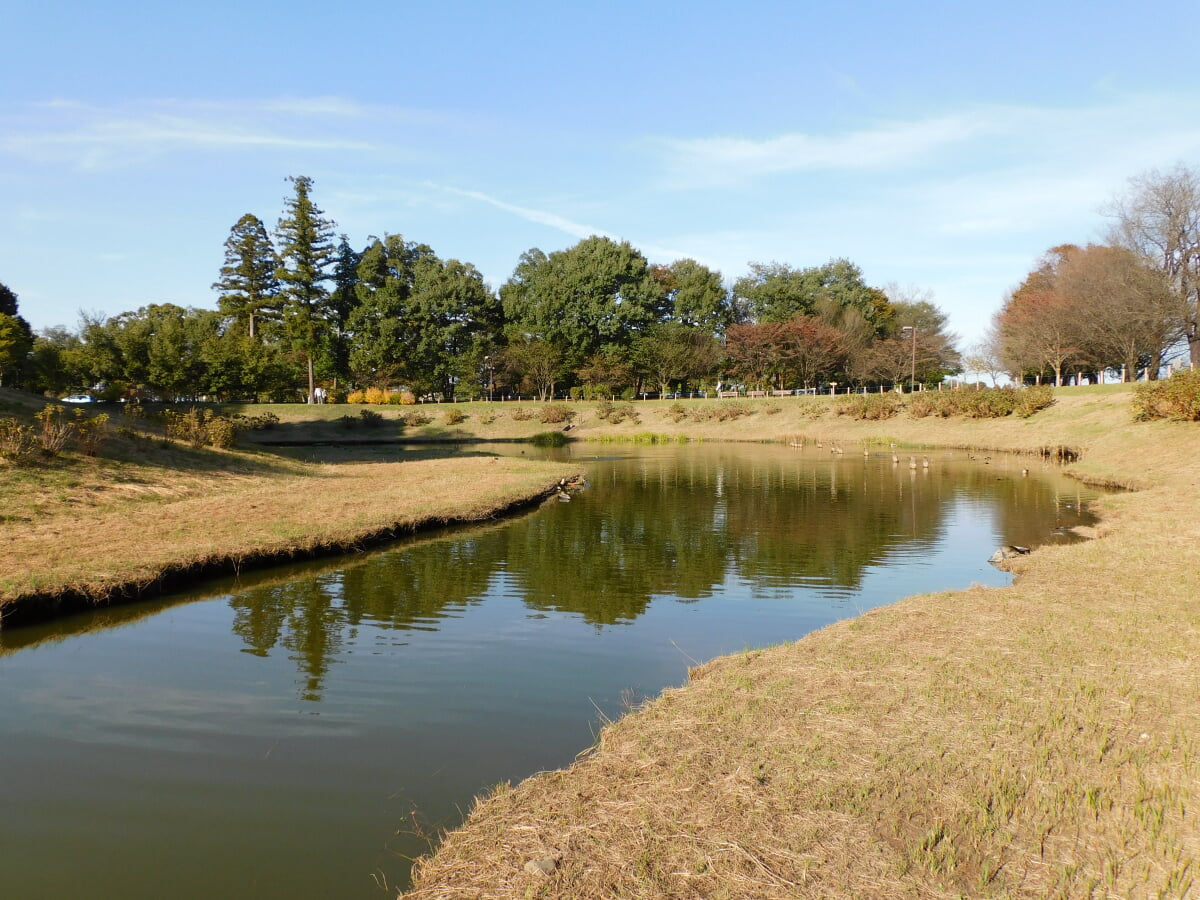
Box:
xmin=0 ymin=281 xmax=19 ymax=318
xmin=326 ymin=235 xmax=362 ymax=387
xmin=275 ymin=176 xmax=337 ymax=402
xmin=212 ymin=214 xmax=281 ymax=340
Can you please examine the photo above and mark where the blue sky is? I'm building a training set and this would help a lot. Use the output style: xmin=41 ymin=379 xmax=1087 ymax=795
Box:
xmin=4 ymin=0 xmax=1199 ymax=350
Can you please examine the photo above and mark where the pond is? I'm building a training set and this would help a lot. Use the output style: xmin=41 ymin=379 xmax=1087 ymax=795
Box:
xmin=0 ymin=443 xmax=1102 ymax=898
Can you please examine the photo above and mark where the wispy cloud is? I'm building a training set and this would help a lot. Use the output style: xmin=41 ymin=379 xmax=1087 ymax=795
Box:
xmin=651 ymin=113 xmax=997 ymax=187
xmin=435 ymin=184 xmax=615 ymax=242
xmin=430 ymin=182 xmax=701 ymax=264
xmin=0 ymin=98 xmax=384 ymax=170
xmin=649 ymin=95 xmax=1200 ymax=190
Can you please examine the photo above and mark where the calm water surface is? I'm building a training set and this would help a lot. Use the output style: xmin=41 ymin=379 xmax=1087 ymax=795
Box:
xmin=0 ymin=443 xmax=1102 ymax=899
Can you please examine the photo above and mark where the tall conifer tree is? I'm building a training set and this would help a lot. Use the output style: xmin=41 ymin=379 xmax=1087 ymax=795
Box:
xmin=212 ymin=213 xmax=281 ymax=340
xmin=275 ymin=176 xmax=336 ymax=401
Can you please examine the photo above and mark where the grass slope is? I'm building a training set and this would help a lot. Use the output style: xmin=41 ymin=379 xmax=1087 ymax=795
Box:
xmin=403 ymin=387 xmax=1200 ymax=899
xmin=0 ymin=389 xmax=577 ymax=624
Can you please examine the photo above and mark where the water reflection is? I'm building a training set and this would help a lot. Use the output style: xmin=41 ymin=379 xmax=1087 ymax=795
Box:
xmin=216 ymin=444 xmax=1099 ymax=701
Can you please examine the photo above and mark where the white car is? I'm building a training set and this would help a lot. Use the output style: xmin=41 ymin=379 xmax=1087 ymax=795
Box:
xmin=61 ymin=394 xmax=94 ymax=404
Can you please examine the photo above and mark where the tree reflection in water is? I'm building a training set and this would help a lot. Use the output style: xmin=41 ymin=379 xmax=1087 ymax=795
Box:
xmin=228 ymin=445 xmax=1102 ymax=700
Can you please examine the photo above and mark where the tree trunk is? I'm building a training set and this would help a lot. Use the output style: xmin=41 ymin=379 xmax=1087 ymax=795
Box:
xmin=306 ymin=354 xmax=315 ymax=403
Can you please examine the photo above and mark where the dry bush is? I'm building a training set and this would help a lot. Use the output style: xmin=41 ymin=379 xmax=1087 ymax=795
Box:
xmin=401 ymin=409 xmax=432 ymax=427
xmin=162 ymin=408 xmax=235 ymax=448
xmin=34 ymin=405 xmax=75 ymax=457
xmin=1133 ymin=370 xmax=1200 ymax=421
xmin=1012 ymin=385 xmax=1054 ymax=418
xmin=510 ymin=406 xmax=534 ymax=421
xmin=444 ymin=408 xmax=467 ymax=426
xmin=73 ymin=411 xmax=110 ymax=456
xmin=835 ymin=394 xmax=901 ymax=420
xmin=595 ymin=400 xmax=640 ymax=424
xmin=538 ymin=403 xmax=575 ymax=425
xmin=0 ymin=416 xmax=35 ymax=462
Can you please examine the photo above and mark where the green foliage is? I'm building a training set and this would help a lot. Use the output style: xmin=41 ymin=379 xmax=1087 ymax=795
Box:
xmin=212 ymin=212 xmax=281 ymax=339
xmin=530 ymin=431 xmax=570 ymax=446
xmin=359 ymin=409 xmax=384 ymax=428
xmin=835 ymin=394 xmax=903 ymax=420
xmin=1132 ymin=370 xmax=1200 ymax=421
xmin=275 ymin=175 xmax=337 ymax=399
xmin=0 ymin=312 xmax=33 ymax=386
xmin=501 ymin=237 xmax=663 ymax=371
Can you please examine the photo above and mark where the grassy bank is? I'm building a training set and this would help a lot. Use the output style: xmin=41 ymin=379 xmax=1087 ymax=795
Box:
xmin=0 ymin=388 xmax=578 ymax=626
xmin=400 ymin=386 xmax=1200 ymax=899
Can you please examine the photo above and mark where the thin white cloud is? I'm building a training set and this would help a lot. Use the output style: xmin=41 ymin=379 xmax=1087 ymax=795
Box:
xmin=0 ymin=98 xmax=381 ymax=170
xmin=652 ymin=113 xmax=997 ymax=187
xmin=650 ymin=95 xmax=1200 ymax=190
xmin=430 ymin=182 xmax=702 ymax=265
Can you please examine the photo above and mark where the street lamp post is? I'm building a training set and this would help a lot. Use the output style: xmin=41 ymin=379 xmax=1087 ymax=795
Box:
xmin=900 ymin=326 xmax=918 ymax=393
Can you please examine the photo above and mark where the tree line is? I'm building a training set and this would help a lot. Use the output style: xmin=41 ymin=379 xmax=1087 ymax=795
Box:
xmin=4 ymin=175 xmax=970 ymax=402
xmin=976 ymin=164 xmax=1200 ymax=386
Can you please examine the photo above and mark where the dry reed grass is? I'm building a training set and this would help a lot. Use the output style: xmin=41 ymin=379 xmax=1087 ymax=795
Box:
xmin=404 ymin=388 xmax=1200 ymax=899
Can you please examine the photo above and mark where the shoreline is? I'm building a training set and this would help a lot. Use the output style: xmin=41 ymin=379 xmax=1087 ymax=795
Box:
xmin=400 ymin=390 xmax=1200 ymax=898
xmin=0 ymin=475 xmax=572 ymax=629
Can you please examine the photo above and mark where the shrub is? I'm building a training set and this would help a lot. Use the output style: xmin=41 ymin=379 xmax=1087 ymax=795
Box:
xmin=34 ymin=405 xmax=75 ymax=457
xmin=398 ymin=391 xmax=418 ymax=405
xmin=763 ymin=403 xmax=782 ymax=415
xmin=345 ymin=390 xmax=368 ymax=404
xmin=162 ymin=408 xmax=236 ymax=448
xmin=401 ymin=409 xmax=431 ymax=427
xmin=230 ymin=412 xmax=279 ymax=431
xmin=74 ymin=411 xmax=110 ymax=456
xmin=363 ymin=387 xmax=388 ymax=405
xmin=510 ymin=406 xmax=534 ymax=421
xmin=714 ymin=401 xmax=751 ymax=422
xmin=595 ymin=400 xmax=639 ymax=424
xmin=1133 ymin=370 xmax=1200 ymax=421
xmin=836 ymin=394 xmax=901 ymax=420
xmin=667 ymin=401 xmax=688 ymax=423
xmin=0 ymin=416 xmax=35 ymax=462
xmin=443 ymin=408 xmax=466 ymax=425
xmin=1013 ymin=385 xmax=1055 ymax=418
xmin=539 ymin=403 xmax=575 ymax=424
xmin=480 ymin=411 xmax=497 ymax=425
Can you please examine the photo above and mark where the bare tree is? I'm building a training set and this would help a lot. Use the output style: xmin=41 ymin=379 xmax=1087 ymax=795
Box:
xmin=1106 ymin=164 xmax=1200 ymax=368
xmin=964 ymin=325 xmax=1007 ymax=386
xmin=1055 ymin=244 xmax=1178 ymax=380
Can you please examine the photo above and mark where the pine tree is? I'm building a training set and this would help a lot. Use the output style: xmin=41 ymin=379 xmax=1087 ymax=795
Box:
xmin=275 ymin=176 xmax=336 ymax=402
xmin=212 ymin=214 xmax=281 ymax=340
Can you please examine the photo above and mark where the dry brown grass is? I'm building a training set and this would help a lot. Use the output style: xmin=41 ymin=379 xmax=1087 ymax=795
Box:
xmin=0 ymin=416 xmax=577 ymax=623
xmin=404 ymin=387 xmax=1200 ymax=899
